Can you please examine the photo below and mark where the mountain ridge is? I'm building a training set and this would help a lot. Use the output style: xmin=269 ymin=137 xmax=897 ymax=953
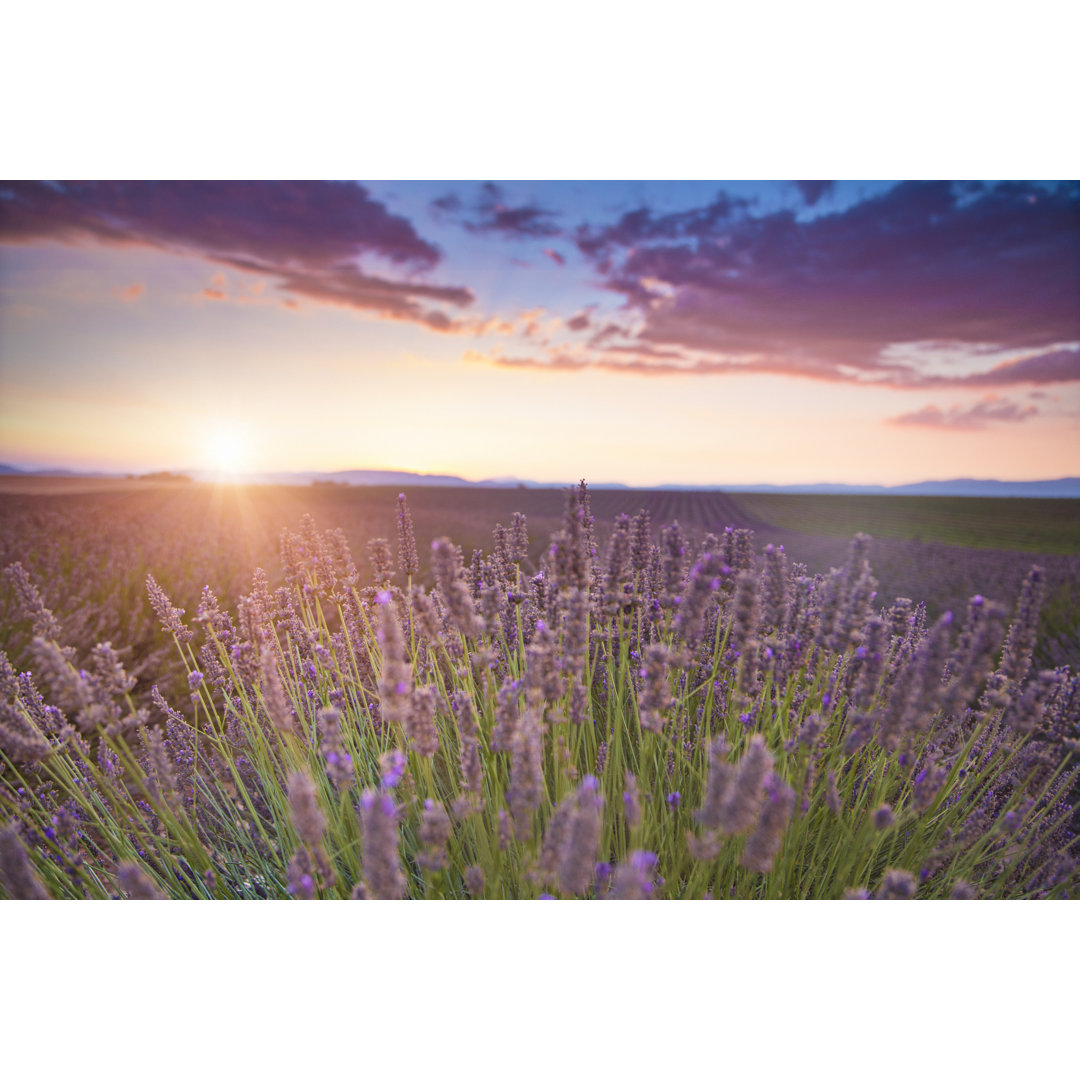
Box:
xmin=1 ymin=464 xmax=1078 ymax=498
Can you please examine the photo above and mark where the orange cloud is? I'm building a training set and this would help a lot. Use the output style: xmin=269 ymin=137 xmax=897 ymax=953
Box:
xmin=115 ymin=283 xmax=145 ymax=302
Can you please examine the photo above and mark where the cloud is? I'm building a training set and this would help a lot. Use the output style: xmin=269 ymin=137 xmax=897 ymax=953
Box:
xmin=888 ymin=396 xmax=1040 ymax=430
xmin=793 ymin=181 xmax=834 ymax=206
xmin=432 ymin=182 xmax=560 ymax=239
xmin=570 ymin=181 xmax=1080 ymax=385
xmin=575 ymin=190 xmax=751 ymax=267
xmin=543 ymin=247 xmax=566 ymax=266
xmin=114 ymin=283 xmax=144 ymax=302
xmin=942 ymin=347 xmax=1080 ymax=389
xmin=490 ymin=352 xmax=593 ymax=372
xmin=566 ymin=310 xmax=592 ymax=332
xmin=0 ymin=181 xmax=474 ymax=330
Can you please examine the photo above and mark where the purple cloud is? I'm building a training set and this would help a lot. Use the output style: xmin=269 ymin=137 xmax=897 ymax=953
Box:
xmin=888 ymin=397 xmax=1040 ymax=430
xmin=793 ymin=181 xmax=835 ymax=206
xmin=570 ymin=181 xmax=1080 ymax=385
xmin=576 ymin=190 xmax=750 ymax=268
xmin=433 ymin=182 xmax=561 ymax=239
xmin=0 ymin=181 xmax=475 ymax=330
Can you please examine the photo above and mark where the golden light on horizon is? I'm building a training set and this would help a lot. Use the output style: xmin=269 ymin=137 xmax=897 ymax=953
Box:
xmin=204 ymin=423 xmax=251 ymax=478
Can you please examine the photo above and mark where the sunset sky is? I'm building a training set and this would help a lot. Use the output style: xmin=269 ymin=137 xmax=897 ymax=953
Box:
xmin=1 ymin=179 xmax=1077 ymax=486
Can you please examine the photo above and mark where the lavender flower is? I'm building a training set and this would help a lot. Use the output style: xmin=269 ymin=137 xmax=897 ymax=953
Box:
xmin=552 ymin=483 xmax=592 ymax=592
xmin=259 ymin=646 xmax=296 ymax=735
xmin=492 ymin=677 xmax=522 ymax=753
xmin=452 ymin=690 xmax=484 ymax=798
xmin=637 ymin=643 xmax=674 ymax=733
xmin=558 ymin=776 xmax=604 ymax=896
xmin=432 ymin=538 xmax=483 ymax=638
xmin=417 ymin=799 xmax=453 ymax=872
xmin=729 ymin=569 xmax=760 ymax=648
xmin=941 ymin=595 xmax=1007 ymax=715
xmin=826 ymin=770 xmax=842 ymax=815
xmin=630 ymin=508 xmax=652 ymax=581
xmin=740 ymin=775 xmax=795 ymax=874
xmin=878 ymin=611 xmax=954 ymax=750
xmin=376 ymin=595 xmax=412 ymax=732
xmin=508 ymin=706 xmax=545 ymax=834
xmin=396 ymin=493 xmax=419 ymax=577
xmin=405 ymin=683 xmax=440 ymax=759
xmin=141 ymin=726 xmax=179 ymax=811
xmin=358 ymin=788 xmax=407 ymax=899
xmin=525 ymin=619 xmax=561 ymax=702
xmin=998 ymin=566 xmax=1046 ymax=685
xmin=287 ymin=769 xmax=327 ymax=848
xmin=876 ymin=868 xmax=918 ymax=900
xmin=0 ymin=825 xmax=50 ymax=900
xmin=465 ymin=864 xmax=485 ymax=898
xmin=674 ymin=552 xmax=726 ymax=648
xmin=116 ymin=863 xmax=165 ymax=900
xmin=609 ymin=850 xmax=659 ymax=900
xmin=410 ymin=587 xmax=443 ymax=646
xmin=5 ymin=562 xmax=65 ymax=641
xmin=717 ymin=735 xmax=773 ymax=836
xmin=660 ymin=521 xmax=687 ymax=606
xmin=318 ymin=706 xmax=354 ymax=790
xmin=0 ymin=676 xmax=51 ymax=765
xmin=510 ymin=512 xmax=529 ymax=564
xmin=1003 ymin=669 xmax=1061 ymax=735
xmin=760 ymin=543 xmax=789 ymax=633
xmin=603 ymin=513 xmax=633 ymax=610
xmin=287 ymin=847 xmax=317 ymax=899
xmin=697 ymin=734 xmax=734 ymax=830
xmin=366 ymin=537 xmax=394 ymax=589
xmin=379 ymin=748 xmax=407 ymax=789
xmin=872 ymin=803 xmax=896 ymax=830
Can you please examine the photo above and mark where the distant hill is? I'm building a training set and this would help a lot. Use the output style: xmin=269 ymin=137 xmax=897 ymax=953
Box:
xmin=696 ymin=478 xmax=1080 ymax=498
xmin=1 ymin=463 xmax=1077 ymax=497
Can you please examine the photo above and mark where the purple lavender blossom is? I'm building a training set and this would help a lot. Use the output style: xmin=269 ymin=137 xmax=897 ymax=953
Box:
xmin=876 ymin=868 xmax=918 ymax=900
xmin=287 ymin=769 xmax=327 ymax=848
xmin=637 ymin=643 xmax=674 ymax=733
xmin=378 ymin=748 xmax=407 ymax=789
xmin=0 ymin=825 xmax=51 ymax=899
xmin=396 ymin=494 xmax=419 ymax=577
xmin=358 ymin=788 xmax=407 ymax=900
xmin=609 ymin=850 xmax=659 ymax=900
xmin=116 ymin=863 xmax=165 ymax=900
xmin=740 ymin=775 xmax=795 ymax=874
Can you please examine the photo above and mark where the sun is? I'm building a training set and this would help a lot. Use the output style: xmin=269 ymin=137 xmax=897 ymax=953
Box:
xmin=206 ymin=425 xmax=250 ymax=478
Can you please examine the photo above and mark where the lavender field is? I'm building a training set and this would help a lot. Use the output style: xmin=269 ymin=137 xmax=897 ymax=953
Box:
xmin=1 ymin=478 xmax=1077 ymax=899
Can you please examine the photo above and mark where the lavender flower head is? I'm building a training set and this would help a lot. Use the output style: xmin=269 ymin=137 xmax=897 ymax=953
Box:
xmin=0 ymin=825 xmax=51 ymax=900
xmin=609 ymin=850 xmax=659 ymax=900
xmin=358 ymin=788 xmax=407 ymax=899
xmin=145 ymin=573 xmax=194 ymax=643
xmin=558 ymin=775 xmax=605 ymax=896
xmin=396 ymin=493 xmax=419 ymax=577
xmin=287 ymin=769 xmax=327 ymax=848
xmin=379 ymin=748 xmax=407 ymax=789
xmin=876 ymin=868 xmax=918 ymax=900
xmin=431 ymin=538 xmax=483 ymax=638
xmin=740 ymin=774 xmax=795 ymax=874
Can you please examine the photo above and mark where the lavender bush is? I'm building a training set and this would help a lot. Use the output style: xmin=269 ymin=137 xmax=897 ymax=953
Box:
xmin=1 ymin=484 xmax=1077 ymax=899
